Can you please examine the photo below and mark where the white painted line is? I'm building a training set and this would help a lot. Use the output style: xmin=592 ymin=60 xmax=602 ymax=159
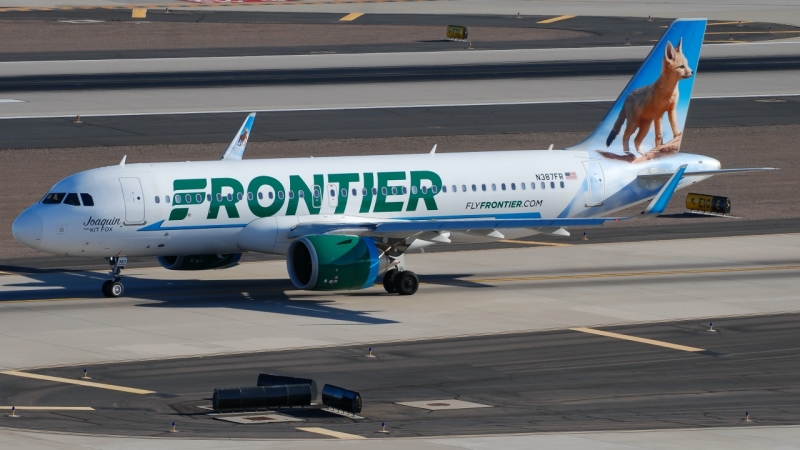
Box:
xmin=0 ymin=371 xmax=156 ymax=395
xmin=297 ymin=427 xmax=366 ymax=440
xmin=0 ymin=99 xmax=24 ymax=103
xmin=0 ymin=93 xmax=795 ymax=120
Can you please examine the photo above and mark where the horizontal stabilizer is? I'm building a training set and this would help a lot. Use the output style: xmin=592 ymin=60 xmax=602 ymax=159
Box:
xmin=637 ymin=167 xmax=778 ymax=180
xmin=642 ymin=164 xmax=687 ymax=216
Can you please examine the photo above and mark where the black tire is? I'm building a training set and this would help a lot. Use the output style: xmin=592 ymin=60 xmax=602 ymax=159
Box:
xmin=382 ymin=269 xmax=398 ymax=293
xmin=101 ymin=280 xmax=113 ymax=297
xmin=393 ymin=271 xmax=419 ymax=296
xmin=108 ymin=281 xmax=125 ymax=298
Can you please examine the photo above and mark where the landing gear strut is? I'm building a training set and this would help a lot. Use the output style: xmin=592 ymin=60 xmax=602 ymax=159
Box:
xmin=382 ymin=269 xmax=419 ymax=296
xmin=102 ymin=256 xmax=127 ymax=298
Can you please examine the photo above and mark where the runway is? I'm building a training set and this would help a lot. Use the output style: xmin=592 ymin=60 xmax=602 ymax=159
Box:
xmin=1 ymin=95 xmax=798 ymax=148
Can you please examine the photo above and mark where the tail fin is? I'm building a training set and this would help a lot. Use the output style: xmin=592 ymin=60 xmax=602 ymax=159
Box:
xmin=221 ymin=113 xmax=256 ymax=161
xmin=568 ymin=19 xmax=706 ymax=155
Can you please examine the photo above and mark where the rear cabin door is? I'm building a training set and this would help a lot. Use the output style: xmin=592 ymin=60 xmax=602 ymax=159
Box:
xmin=582 ymin=160 xmax=605 ymax=206
xmin=119 ymin=177 xmax=146 ymax=224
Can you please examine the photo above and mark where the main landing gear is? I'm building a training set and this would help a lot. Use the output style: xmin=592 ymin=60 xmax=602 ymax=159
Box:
xmin=102 ymin=256 xmax=127 ymax=298
xmin=382 ymin=269 xmax=419 ymax=296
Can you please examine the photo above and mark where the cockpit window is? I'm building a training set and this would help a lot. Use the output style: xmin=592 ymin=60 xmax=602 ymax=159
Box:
xmin=63 ymin=193 xmax=81 ymax=206
xmin=42 ymin=193 xmax=66 ymax=204
xmin=80 ymin=193 xmax=94 ymax=206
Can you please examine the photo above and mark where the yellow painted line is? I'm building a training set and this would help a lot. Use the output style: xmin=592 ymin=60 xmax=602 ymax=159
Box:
xmin=572 ymin=327 xmax=704 ymax=352
xmin=0 ymin=406 xmax=94 ymax=411
xmin=707 ymin=30 xmax=800 ymax=35
xmin=339 ymin=12 xmax=364 ymax=21
xmin=537 ymin=15 xmax=576 ymax=24
xmin=297 ymin=427 xmax=366 ymax=439
xmin=0 ymin=371 xmax=155 ymax=395
xmin=708 ymin=21 xmax=751 ymax=26
xmin=465 ymin=264 xmax=800 ymax=284
xmin=498 ymin=240 xmax=571 ymax=247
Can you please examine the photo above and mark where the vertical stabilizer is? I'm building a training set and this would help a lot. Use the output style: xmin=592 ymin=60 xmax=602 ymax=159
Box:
xmin=221 ymin=113 xmax=256 ymax=160
xmin=568 ymin=19 xmax=706 ymax=157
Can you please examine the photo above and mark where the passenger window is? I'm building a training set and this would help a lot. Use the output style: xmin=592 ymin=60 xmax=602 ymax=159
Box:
xmin=381 ymin=187 xmax=388 ymax=195
xmin=165 ymin=195 xmax=171 ymax=203
xmin=237 ymin=193 xmax=243 ymax=201
xmin=372 ymin=187 xmax=378 ymax=196
xmin=411 ymin=186 xmax=418 ymax=195
xmin=550 ymin=182 xmax=555 ymax=189
xmin=471 ymin=184 xmax=476 ymax=192
xmin=511 ymin=183 xmax=516 ymax=190
xmin=330 ymin=189 xmax=336 ymax=197
xmin=216 ymin=193 xmax=222 ymax=202
xmin=352 ymin=188 xmax=357 ymax=197
xmin=278 ymin=191 xmax=284 ymax=200
xmin=42 ymin=193 xmax=66 ymax=204
xmin=491 ymin=184 xmax=496 ymax=191
xmin=391 ymin=186 xmax=397 ymax=195
xmin=560 ymin=181 xmax=565 ymax=188
xmin=288 ymin=191 xmax=295 ymax=199
xmin=268 ymin=192 xmax=273 ymax=200
xmin=298 ymin=191 xmax=304 ymax=199
xmin=541 ymin=182 xmax=546 ymax=189
xmin=258 ymin=192 xmax=263 ymax=200
xmin=207 ymin=194 xmax=211 ymax=202
xmin=501 ymin=183 xmax=506 ymax=191
xmin=362 ymin=188 xmax=367 ymax=196
xmin=64 ymin=193 xmax=81 ymax=206
xmin=442 ymin=185 xmax=447 ymax=193
xmin=314 ymin=189 xmax=320 ymax=199
xmin=80 ymin=193 xmax=94 ymax=206
xmin=452 ymin=185 xmax=457 ymax=192
xmin=185 ymin=194 xmax=191 ymax=204
xmin=175 ymin=195 xmax=182 ymax=204
xmin=462 ymin=185 xmax=467 ymax=192
xmin=431 ymin=186 xmax=437 ymax=194
xmin=521 ymin=183 xmax=526 ymax=191
xmin=227 ymin=193 xmax=233 ymax=201
xmin=402 ymin=186 xmax=408 ymax=195
xmin=421 ymin=186 xmax=427 ymax=194
xmin=196 ymin=194 xmax=203 ymax=203
xmin=341 ymin=188 xmax=347 ymax=197
xmin=531 ymin=182 xmax=536 ymax=190
xmin=155 ymin=196 xmax=160 ymax=204
xmin=481 ymin=184 xmax=486 ymax=192
xmin=247 ymin=192 xmax=253 ymax=201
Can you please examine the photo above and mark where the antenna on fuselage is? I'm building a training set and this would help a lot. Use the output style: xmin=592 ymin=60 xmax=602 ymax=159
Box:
xmin=548 ymin=144 xmax=554 ymax=151
xmin=429 ymin=144 xmax=437 ymax=155
xmin=119 ymin=155 xmax=127 ymax=167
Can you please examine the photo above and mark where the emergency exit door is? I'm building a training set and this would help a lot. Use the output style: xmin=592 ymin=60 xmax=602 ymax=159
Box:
xmin=119 ymin=177 xmax=145 ymax=224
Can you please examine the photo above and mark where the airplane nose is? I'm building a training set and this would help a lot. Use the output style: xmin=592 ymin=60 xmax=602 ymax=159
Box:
xmin=12 ymin=209 xmax=44 ymax=249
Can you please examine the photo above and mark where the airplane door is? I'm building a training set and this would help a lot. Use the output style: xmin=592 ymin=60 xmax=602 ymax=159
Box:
xmin=582 ymin=160 xmax=605 ymax=206
xmin=119 ymin=177 xmax=146 ymax=224
xmin=326 ymin=183 xmax=337 ymax=208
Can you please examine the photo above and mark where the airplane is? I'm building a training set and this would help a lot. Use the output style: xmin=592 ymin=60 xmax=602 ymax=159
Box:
xmin=12 ymin=19 xmax=774 ymax=298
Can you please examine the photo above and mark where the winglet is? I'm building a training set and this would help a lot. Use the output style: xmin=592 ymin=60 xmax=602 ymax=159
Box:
xmin=221 ymin=113 xmax=256 ymax=160
xmin=642 ymin=164 xmax=687 ymax=216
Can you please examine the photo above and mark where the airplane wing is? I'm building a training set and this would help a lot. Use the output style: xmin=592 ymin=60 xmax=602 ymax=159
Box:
xmin=221 ymin=113 xmax=256 ymax=160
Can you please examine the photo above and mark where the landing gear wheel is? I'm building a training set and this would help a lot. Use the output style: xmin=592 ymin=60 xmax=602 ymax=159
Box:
xmin=382 ymin=269 xmax=398 ymax=294
xmin=108 ymin=281 xmax=125 ymax=298
xmin=101 ymin=280 xmax=113 ymax=297
xmin=393 ymin=271 xmax=419 ymax=296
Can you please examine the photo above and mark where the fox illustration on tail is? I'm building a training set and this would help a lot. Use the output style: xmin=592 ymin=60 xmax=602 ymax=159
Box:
xmin=606 ymin=39 xmax=693 ymax=154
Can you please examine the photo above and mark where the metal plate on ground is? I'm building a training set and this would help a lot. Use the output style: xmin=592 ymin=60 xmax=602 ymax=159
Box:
xmin=213 ymin=413 xmax=304 ymax=424
xmin=395 ymin=399 xmax=492 ymax=411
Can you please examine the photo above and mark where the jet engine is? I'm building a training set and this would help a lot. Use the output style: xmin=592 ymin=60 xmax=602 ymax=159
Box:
xmin=157 ymin=253 xmax=242 ymax=271
xmin=286 ymin=235 xmax=389 ymax=291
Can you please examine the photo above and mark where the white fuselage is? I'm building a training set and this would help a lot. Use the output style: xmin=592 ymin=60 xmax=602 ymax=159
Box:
xmin=12 ymin=148 xmax=718 ymax=258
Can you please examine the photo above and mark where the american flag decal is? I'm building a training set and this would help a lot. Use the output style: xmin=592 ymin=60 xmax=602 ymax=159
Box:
xmin=565 ymin=172 xmax=578 ymax=180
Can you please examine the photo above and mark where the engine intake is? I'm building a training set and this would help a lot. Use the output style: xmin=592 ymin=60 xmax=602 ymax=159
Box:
xmin=287 ymin=235 xmax=387 ymax=291
xmin=157 ymin=253 xmax=242 ymax=271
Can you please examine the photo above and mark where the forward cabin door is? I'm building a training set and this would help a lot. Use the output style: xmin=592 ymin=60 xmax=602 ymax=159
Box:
xmin=119 ymin=177 xmax=146 ymax=224
xmin=582 ymin=160 xmax=605 ymax=206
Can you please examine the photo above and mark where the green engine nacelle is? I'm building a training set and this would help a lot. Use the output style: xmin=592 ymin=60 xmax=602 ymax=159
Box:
xmin=157 ymin=253 xmax=242 ymax=271
xmin=287 ymin=235 xmax=388 ymax=291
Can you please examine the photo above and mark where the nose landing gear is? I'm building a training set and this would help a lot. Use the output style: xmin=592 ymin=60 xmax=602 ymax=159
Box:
xmin=102 ymin=256 xmax=127 ymax=298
